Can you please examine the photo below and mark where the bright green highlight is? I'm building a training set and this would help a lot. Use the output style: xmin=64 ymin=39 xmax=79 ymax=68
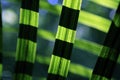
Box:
xmin=90 ymin=0 xmax=120 ymax=9
xmin=37 ymin=29 xmax=103 ymax=56
xmin=19 ymin=8 xmax=39 ymax=27
xmin=48 ymin=55 xmax=61 ymax=75
xmin=39 ymin=1 xmax=112 ymax=32
xmin=63 ymin=0 xmax=82 ymax=10
xmin=14 ymin=73 xmax=32 ymax=80
xmin=3 ymin=27 xmax=103 ymax=57
xmin=70 ymin=63 xmax=92 ymax=78
xmin=4 ymin=25 xmax=120 ymax=64
xmin=3 ymin=51 xmax=119 ymax=79
xmin=79 ymin=11 xmax=111 ymax=33
xmin=37 ymin=29 xmax=55 ymax=41
xmin=91 ymin=74 xmax=109 ymax=80
xmin=56 ymin=26 xmax=76 ymax=43
xmin=36 ymin=55 xmax=50 ymax=65
xmin=48 ymin=55 xmax=70 ymax=77
xmin=113 ymin=14 xmax=120 ymax=27
xmin=16 ymin=38 xmax=37 ymax=63
xmin=59 ymin=57 xmax=70 ymax=77
xmin=74 ymin=39 xmax=102 ymax=56
xmin=37 ymin=54 xmax=92 ymax=78
xmin=0 ymin=64 xmax=2 ymax=80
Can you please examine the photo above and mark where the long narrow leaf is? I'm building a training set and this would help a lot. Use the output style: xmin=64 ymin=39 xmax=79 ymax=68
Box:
xmin=3 ymin=27 xmax=120 ymax=64
xmin=2 ymin=52 xmax=93 ymax=79
xmin=47 ymin=0 xmax=82 ymax=79
xmin=91 ymin=3 xmax=120 ymax=80
xmin=90 ymin=0 xmax=120 ymax=9
xmin=79 ymin=11 xmax=111 ymax=33
xmin=14 ymin=0 xmax=39 ymax=80
xmin=39 ymin=1 xmax=116 ymax=33
xmin=7 ymin=0 xmax=119 ymax=32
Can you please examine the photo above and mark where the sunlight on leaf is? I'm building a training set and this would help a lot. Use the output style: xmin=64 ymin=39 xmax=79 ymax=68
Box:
xmin=37 ymin=29 xmax=55 ymax=41
xmin=37 ymin=29 xmax=102 ymax=56
xmin=8 ymin=0 xmax=119 ymax=33
xmin=74 ymin=39 xmax=102 ymax=56
xmin=39 ymin=1 xmax=113 ymax=33
xmin=90 ymin=0 xmax=120 ymax=9
xmin=4 ymin=27 xmax=120 ymax=65
xmin=70 ymin=63 xmax=92 ymax=78
xmin=79 ymin=11 xmax=111 ymax=33
xmin=36 ymin=54 xmax=92 ymax=79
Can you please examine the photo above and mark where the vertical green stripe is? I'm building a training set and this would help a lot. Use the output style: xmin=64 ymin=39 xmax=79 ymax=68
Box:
xmin=48 ymin=55 xmax=70 ymax=77
xmin=16 ymin=39 xmax=37 ymax=63
xmin=20 ymin=8 xmax=39 ymax=27
xmin=47 ymin=0 xmax=82 ymax=79
xmin=56 ymin=26 xmax=76 ymax=43
xmin=91 ymin=3 xmax=120 ymax=80
xmin=14 ymin=0 xmax=39 ymax=80
xmin=63 ymin=0 xmax=82 ymax=10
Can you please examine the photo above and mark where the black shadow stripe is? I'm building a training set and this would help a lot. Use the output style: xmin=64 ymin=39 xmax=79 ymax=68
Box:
xmin=104 ymin=3 xmax=120 ymax=48
xmin=59 ymin=6 xmax=79 ymax=30
xmin=93 ymin=57 xmax=117 ymax=79
xmin=15 ymin=61 xmax=33 ymax=76
xmin=21 ymin=0 xmax=39 ymax=12
xmin=68 ymin=72 xmax=88 ymax=80
xmin=103 ymin=22 xmax=120 ymax=48
xmin=18 ymin=24 xmax=37 ymax=42
xmin=116 ymin=3 xmax=120 ymax=14
xmin=0 ymin=52 xmax=2 ymax=63
xmin=47 ymin=73 xmax=66 ymax=80
xmin=113 ymin=33 xmax=120 ymax=51
xmin=53 ymin=39 xmax=73 ymax=60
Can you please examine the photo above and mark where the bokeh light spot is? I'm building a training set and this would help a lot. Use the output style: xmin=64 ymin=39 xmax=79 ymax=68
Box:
xmin=2 ymin=9 xmax=17 ymax=25
xmin=48 ymin=0 xmax=58 ymax=5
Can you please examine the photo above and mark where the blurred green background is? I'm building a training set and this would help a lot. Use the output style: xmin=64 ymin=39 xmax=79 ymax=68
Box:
xmin=1 ymin=0 xmax=120 ymax=80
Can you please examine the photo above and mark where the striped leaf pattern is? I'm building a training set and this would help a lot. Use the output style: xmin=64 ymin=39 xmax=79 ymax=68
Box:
xmin=39 ymin=0 xmax=119 ymax=33
xmin=14 ymin=0 xmax=39 ymax=80
xmin=1 ymin=0 xmax=120 ymax=80
xmin=47 ymin=0 xmax=82 ymax=80
xmin=91 ymin=3 xmax=120 ymax=80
